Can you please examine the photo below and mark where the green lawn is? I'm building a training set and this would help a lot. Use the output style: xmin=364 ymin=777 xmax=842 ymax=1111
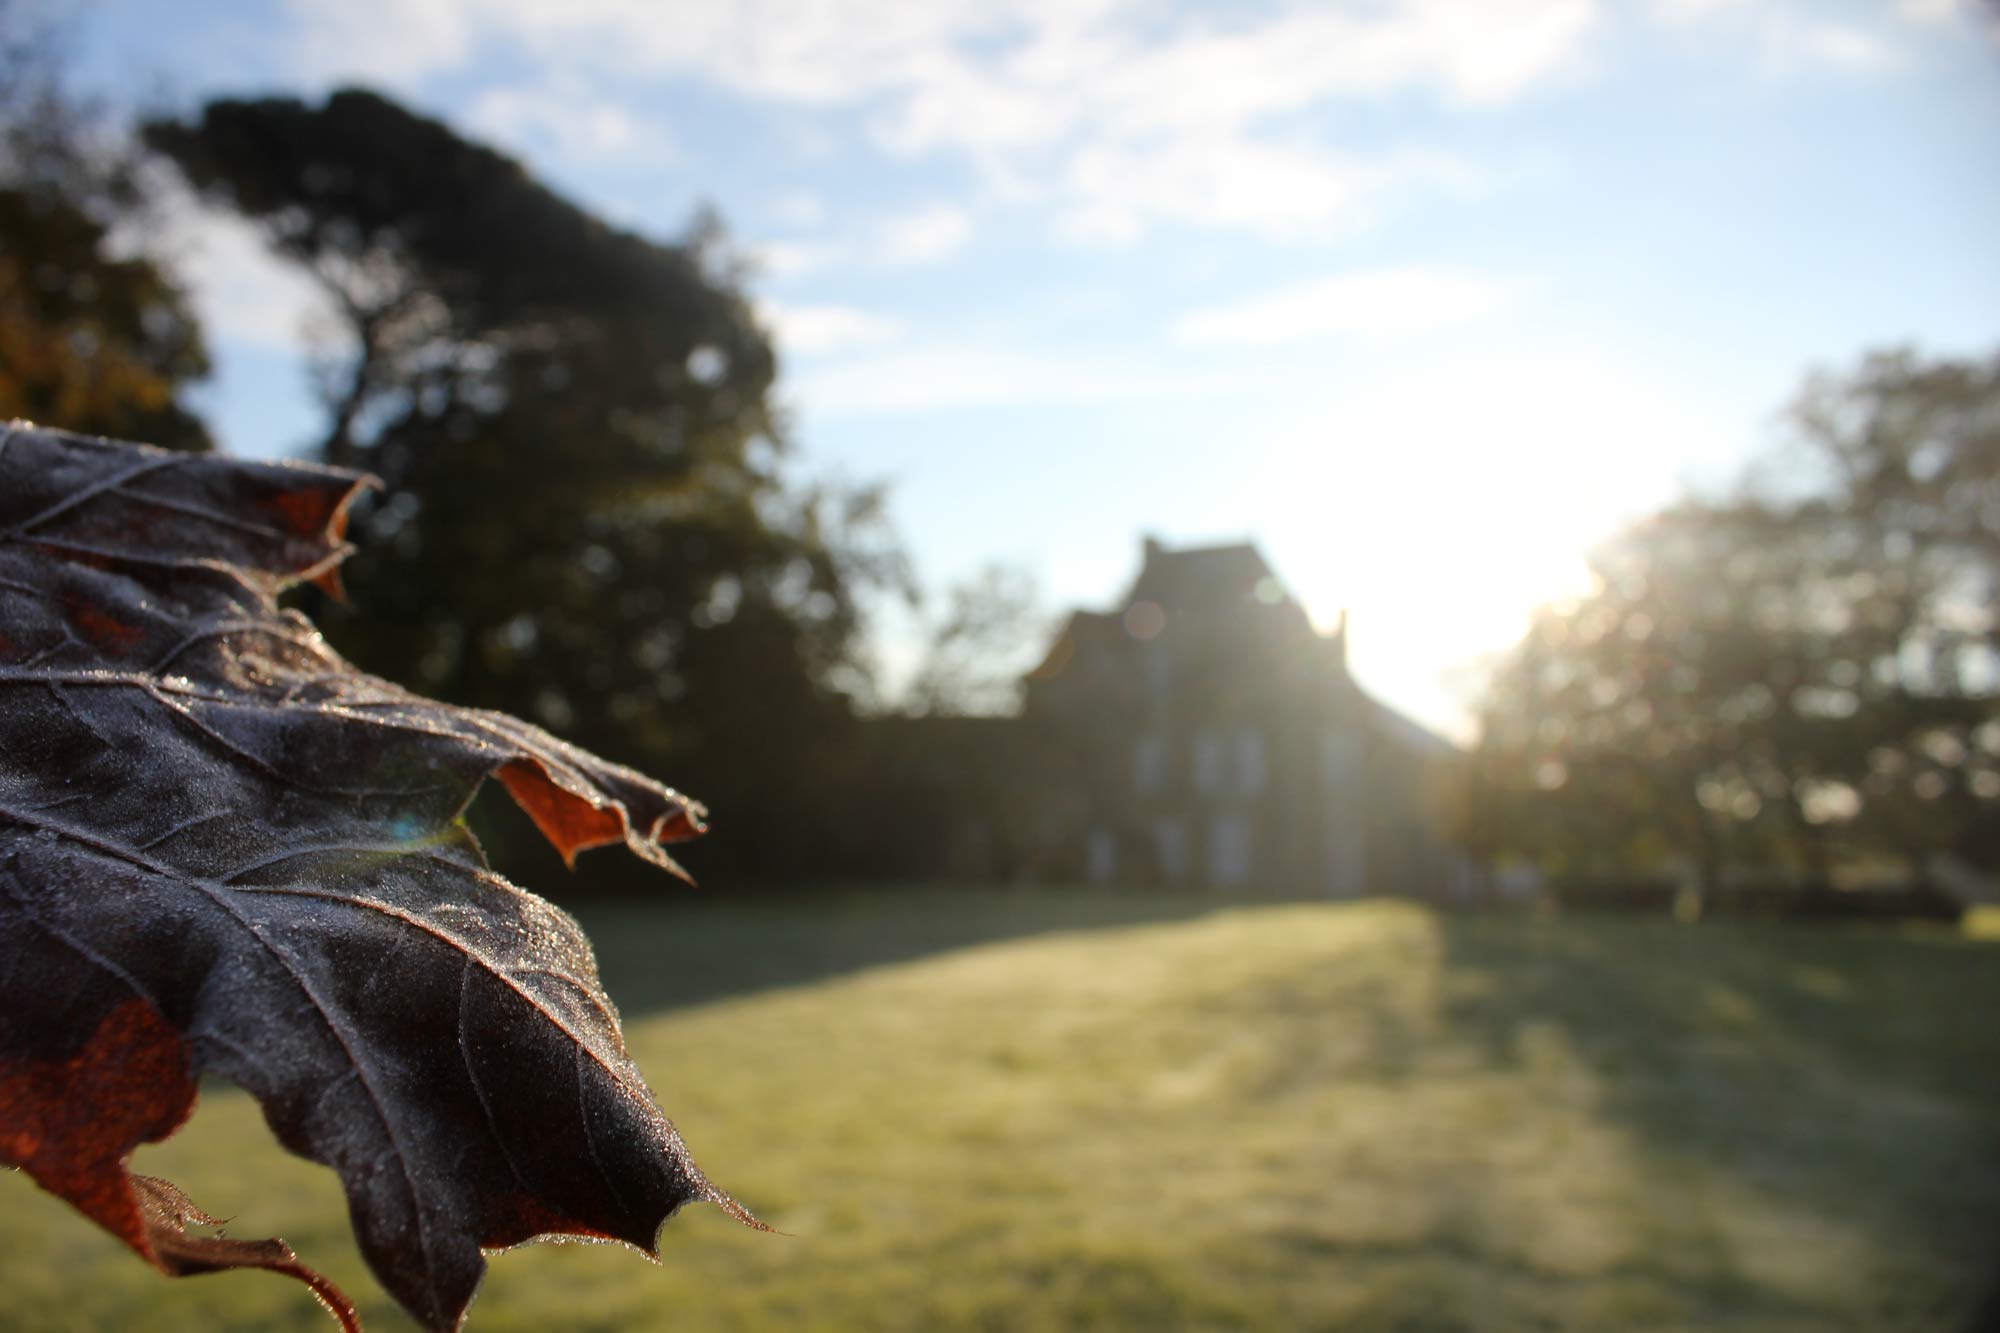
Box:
xmin=3 ymin=890 xmax=1997 ymax=1331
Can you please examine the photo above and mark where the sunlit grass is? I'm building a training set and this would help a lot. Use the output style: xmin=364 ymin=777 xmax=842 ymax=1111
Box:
xmin=3 ymin=892 xmax=1996 ymax=1331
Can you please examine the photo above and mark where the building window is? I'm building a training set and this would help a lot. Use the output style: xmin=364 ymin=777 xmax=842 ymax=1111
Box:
xmin=1154 ymin=818 xmax=1187 ymax=881
xmin=1236 ymin=728 xmax=1266 ymax=795
xmin=1208 ymin=813 xmax=1252 ymax=887
xmin=1321 ymin=731 xmax=1366 ymax=894
xmin=1324 ymin=825 xmax=1367 ymax=897
xmin=1321 ymin=731 xmax=1362 ymax=789
xmin=1192 ymin=729 xmax=1225 ymax=793
xmin=1145 ymin=648 xmax=1170 ymax=701
xmin=1134 ymin=732 xmax=1167 ymax=794
xmin=1086 ymin=827 xmax=1117 ymax=883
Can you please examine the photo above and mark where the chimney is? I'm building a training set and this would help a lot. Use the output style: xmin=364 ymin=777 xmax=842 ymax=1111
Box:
xmin=1331 ymin=608 xmax=1349 ymax=671
xmin=1142 ymin=533 xmax=1164 ymax=562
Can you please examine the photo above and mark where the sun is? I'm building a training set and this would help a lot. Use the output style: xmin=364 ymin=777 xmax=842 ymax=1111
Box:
xmin=1233 ymin=351 xmax=1730 ymax=739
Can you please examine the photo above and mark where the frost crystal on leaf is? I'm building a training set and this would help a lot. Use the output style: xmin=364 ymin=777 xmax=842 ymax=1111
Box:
xmin=0 ymin=424 xmax=759 ymax=1332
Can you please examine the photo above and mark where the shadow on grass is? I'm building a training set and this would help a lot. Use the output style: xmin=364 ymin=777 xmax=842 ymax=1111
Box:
xmin=1157 ymin=909 xmax=2000 ymax=1331
xmin=478 ymin=777 xmax=1239 ymax=1016
xmin=1427 ymin=916 xmax=2000 ymax=1332
xmin=565 ymin=884 xmax=1232 ymax=1015
xmin=501 ymin=825 xmax=2000 ymax=1330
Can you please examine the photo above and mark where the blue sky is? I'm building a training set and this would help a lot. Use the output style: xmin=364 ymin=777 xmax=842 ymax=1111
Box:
xmin=71 ymin=0 xmax=2000 ymax=737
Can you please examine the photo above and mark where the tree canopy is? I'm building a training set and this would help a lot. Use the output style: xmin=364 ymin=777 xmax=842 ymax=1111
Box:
xmin=147 ymin=88 xmax=906 ymax=879
xmin=904 ymin=563 xmax=1045 ymax=717
xmin=0 ymin=2 xmax=211 ymax=450
xmin=1471 ymin=348 xmax=2000 ymax=891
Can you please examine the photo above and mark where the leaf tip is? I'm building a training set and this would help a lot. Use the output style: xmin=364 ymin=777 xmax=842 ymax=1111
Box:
xmin=127 ymin=1176 xmax=364 ymax=1332
xmin=701 ymin=1181 xmax=776 ymax=1234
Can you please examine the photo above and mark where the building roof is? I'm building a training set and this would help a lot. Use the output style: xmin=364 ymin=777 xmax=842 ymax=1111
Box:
xmin=1024 ymin=536 xmax=1459 ymax=758
xmin=1023 ymin=609 xmax=1117 ymax=682
xmin=1123 ymin=540 xmax=1276 ymax=612
xmin=1364 ymin=688 xmax=1460 ymax=757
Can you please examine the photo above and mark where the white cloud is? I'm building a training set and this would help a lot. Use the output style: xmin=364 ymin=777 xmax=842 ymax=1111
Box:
xmin=465 ymin=83 xmax=652 ymax=161
xmin=759 ymin=302 xmax=904 ymax=356
xmin=747 ymin=238 xmax=844 ymax=279
xmin=772 ymin=189 xmax=828 ymax=228
xmin=1647 ymin=0 xmax=1915 ymax=73
xmin=749 ymin=204 xmax=971 ymax=280
xmin=874 ymin=203 xmax=972 ymax=265
xmin=1894 ymin=0 xmax=2000 ymax=47
xmin=1173 ymin=268 xmax=1514 ymax=347
xmin=1061 ymin=138 xmax=1479 ymax=242
xmin=281 ymin=0 xmax=474 ymax=86
xmin=1897 ymin=0 xmax=1961 ymax=21
xmin=278 ymin=0 xmax=1600 ymax=242
xmin=1651 ymin=0 xmax=1750 ymax=22
xmin=1779 ymin=20 xmax=1901 ymax=72
xmin=790 ymin=342 xmax=1245 ymax=414
xmin=794 ymin=345 xmax=1094 ymax=414
xmin=134 ymin=184 xmax=335 ymax=353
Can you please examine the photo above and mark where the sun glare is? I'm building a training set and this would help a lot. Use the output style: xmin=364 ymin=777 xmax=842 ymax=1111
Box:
xmin=1240 ymin=352 xmax=1731 ymax=736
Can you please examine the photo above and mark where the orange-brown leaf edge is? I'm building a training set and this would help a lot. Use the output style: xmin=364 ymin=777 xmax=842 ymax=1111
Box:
xmin=134 ymin=1176 xmax=362 ymax=1333
xmin=268 ymin=472 xmax=379 ymax=600
xmin=0 ymin=998 xmax=361 ymax=1329
xmin=495 ymin=759 xmax=702 ymax=877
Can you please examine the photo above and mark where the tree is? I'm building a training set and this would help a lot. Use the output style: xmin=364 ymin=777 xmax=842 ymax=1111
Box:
xmin=1475 ymin=504 xmax=1837 ymax=895
xmin=904 ymin=563 xmax=1046 ymax=716
xmin=0 ymin=2 xmax=211 ymax=450
xmin=146 ymin=89 xmax=906 ymax=879
xmin=1771 ymin=349 xmax=2000 ymax=868
xmin=1473 ymin=349 xmax=2000 ymax=893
